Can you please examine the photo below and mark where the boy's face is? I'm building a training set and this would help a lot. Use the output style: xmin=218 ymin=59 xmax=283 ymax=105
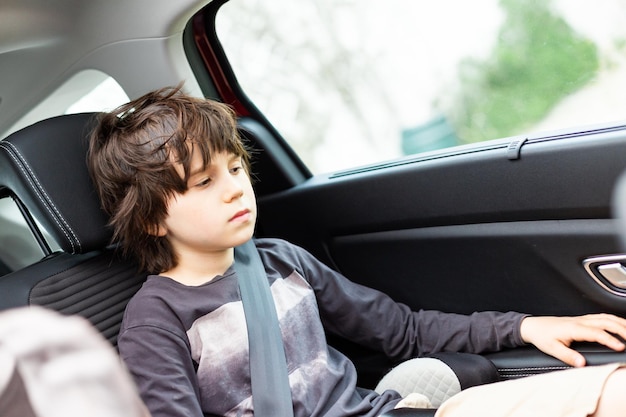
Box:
xmin=156 ymin=150 xmax=257 ymax=259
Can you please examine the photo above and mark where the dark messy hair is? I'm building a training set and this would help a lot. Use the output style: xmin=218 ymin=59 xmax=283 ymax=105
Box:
xmin=87 ymin=85 xmax=250 ymax=274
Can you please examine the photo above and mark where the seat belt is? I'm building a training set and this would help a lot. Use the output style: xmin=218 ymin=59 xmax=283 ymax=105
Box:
xmin=234 ymin=239 xmax=294 ymax=417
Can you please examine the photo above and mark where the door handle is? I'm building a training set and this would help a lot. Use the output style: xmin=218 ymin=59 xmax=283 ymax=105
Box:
xmin=583 ymin=254 xmax=626 ymax=297
xmin=597 ymin=263 xmax=626 ymax=289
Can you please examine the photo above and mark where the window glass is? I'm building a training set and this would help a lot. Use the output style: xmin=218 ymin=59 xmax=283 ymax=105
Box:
xmin=0 ymin=197 xmax=60 ymax=276
xmin=216 ymin=0 xmax=626 ymax=174
xmin=3 ymin=69 xmax=129 ymax=139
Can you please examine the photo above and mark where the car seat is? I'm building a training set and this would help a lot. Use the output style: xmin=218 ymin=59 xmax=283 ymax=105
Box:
xmin=0 ymin=113 xmax=146 ymax=345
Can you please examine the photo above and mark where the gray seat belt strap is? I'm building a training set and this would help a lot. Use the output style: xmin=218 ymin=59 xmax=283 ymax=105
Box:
xmin=234 ymin=239 xmax=294 ymax=417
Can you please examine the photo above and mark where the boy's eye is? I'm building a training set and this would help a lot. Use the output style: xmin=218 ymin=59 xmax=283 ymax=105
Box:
xmin=195 ymin=178 xmax=212 ymax=187
xmin=230 ymin=165 xmax=243 ymax=174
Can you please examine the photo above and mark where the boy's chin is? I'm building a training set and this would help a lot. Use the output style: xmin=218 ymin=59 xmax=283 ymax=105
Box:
xmin=233 ymin=229 xmax=256 ymax=247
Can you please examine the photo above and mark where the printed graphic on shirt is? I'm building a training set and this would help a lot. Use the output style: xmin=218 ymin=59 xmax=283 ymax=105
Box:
xmin=186 ymin=270 xmax=331 ymax=416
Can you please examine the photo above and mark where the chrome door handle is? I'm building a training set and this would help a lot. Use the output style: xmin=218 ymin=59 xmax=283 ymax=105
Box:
xmin=597 ymin=263 xmax=626 ymax=289
xmin=583 ymin=254 xmax=626 ymax=297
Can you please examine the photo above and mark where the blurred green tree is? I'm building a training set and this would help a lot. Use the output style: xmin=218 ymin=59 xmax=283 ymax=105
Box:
xmin=442 ymin=0 xmax=599 ymax=143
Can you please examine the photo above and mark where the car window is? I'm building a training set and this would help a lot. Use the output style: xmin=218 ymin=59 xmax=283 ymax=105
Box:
xmin=216 ymin=0 xmax=626 ymax=174
xmin=2 ymin=69 xmax=129 ymax=139
xmin=0 ymin=196 xmax=61 ymax=276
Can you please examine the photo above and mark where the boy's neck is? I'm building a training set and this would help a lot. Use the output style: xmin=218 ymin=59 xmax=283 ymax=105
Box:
xmin=160 ymin=248 xmax=234 ymax=286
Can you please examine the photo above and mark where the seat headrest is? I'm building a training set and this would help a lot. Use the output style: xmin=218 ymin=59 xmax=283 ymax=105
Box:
xmin=0 ymin=113 xmax=111 ymax=254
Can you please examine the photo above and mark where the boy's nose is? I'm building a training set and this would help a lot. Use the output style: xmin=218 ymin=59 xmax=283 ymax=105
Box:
xmin=222 ymin=177 xmax=244 ymax=202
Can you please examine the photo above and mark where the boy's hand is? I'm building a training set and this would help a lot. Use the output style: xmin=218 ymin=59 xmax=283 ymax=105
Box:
xmin=520 ymin=314 xmax=626 ymax=367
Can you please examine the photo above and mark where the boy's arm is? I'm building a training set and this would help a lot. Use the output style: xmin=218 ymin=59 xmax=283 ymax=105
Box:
xmin=267 ymin=240 xmax=626 ymax=364
xmin=317 ymin=278 xmax=526 ymax=358
xmin=119 ymin=325 xmax=204 ymax=417
xmin=287 ymin=242 xmax=526 ymax=358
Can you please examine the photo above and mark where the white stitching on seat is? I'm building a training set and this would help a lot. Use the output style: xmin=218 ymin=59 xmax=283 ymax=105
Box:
xmin=497 ymin=365 xmax=571 ymax=380
xmin=498 ymin=366 xmax=570 ymax=373
xmin=0 ymin=141 xmax=80 ymax=253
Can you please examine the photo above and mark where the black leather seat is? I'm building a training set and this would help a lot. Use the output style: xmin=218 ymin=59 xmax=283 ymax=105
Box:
xmin=0 ymin=113 xmax=146 ymax=345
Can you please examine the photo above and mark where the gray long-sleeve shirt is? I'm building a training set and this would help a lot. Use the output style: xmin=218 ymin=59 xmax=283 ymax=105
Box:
xmin=118 ymin=238 xmax=526 ymax=417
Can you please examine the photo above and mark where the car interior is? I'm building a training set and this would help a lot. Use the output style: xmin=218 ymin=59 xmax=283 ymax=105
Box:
xmin=2 ymin=0 xmax=626 ymax=415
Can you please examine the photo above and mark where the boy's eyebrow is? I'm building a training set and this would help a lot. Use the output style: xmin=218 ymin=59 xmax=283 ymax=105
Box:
xmin=188 ymin=154 xmax=242 ymax=177
xmin=188 ymin=166 xmax=206 ymax=177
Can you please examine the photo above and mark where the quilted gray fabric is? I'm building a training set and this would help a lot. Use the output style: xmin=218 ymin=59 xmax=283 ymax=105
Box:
xmin=375 ymin=358 xmax=461 ymax=408
xmin=29 ymin=251 xmax=145 ymax=346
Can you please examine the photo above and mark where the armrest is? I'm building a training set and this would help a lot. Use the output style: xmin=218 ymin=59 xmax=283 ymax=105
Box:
xmin=485 ymin=344 xmax=626 ymax=379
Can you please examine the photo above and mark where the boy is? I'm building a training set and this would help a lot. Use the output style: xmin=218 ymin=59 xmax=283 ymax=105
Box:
xmin=88 ymin=86 xmax=626 ymax=417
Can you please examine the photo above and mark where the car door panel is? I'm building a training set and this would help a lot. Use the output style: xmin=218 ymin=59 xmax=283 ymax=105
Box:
xmin=254 ymin=126 xmax=626 ymax=386
xmin=328 ymin=219 xmax=623 ymax=316
xmin=257 ymin=128 xmax=626 ymax=313
xmin=258 ymin=130 xmax=626 ymax=247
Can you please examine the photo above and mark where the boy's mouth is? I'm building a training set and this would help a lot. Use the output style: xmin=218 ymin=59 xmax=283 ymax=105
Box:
xmin=230 ymin=209 xmax=251 ymax=222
